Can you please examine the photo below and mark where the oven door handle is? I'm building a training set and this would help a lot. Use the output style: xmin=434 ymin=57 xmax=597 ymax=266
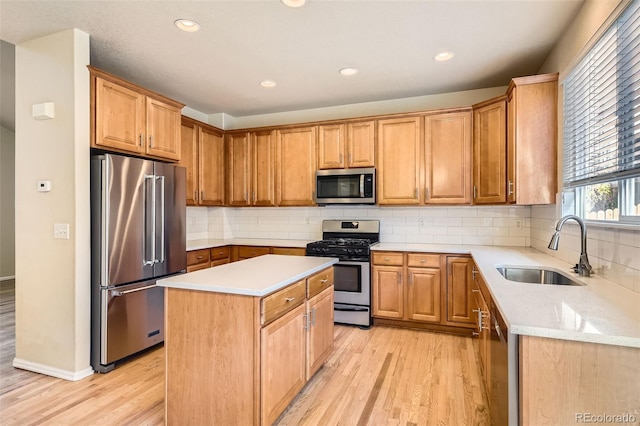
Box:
xmin=334 ymin=306 xmax=369 ymax=312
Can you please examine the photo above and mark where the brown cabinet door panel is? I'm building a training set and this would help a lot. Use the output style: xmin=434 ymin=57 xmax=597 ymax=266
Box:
xmin=446 ymin=256 xmax=475 ymax=325
xmin=179 ymin=121 xmax=199 ymax=206
xmin=276 ymin=127 xmax=317 ymax=206
xmin=199 ymin=127 xmax=225 ymax=206
xmin=372 ymin=266 xmax=404 ymax=319
xmin=347 ymin=121 xmax=376 ymax=168
xmin=473 ymin=98 xmax=507 ymax=204
xmin=306 ymin=286 xmax=334 ymax=379
xmin=252 ymin=130 xmax=276 ymax=206
xmin=424 ymin=111 xmax=472 ymax=204
xmin=318 ymin=124 xmax=345 ymax=169
xmin=146 ymin=97 xmax=181 ymax=160
xmin=407 ymin=267 xmax=441 ymax=323
xmin=227 ymin=132 xmax=251 ymax=206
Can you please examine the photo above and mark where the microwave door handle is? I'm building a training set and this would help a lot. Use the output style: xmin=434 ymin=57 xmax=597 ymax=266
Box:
xmin=360 ymin=174 xmax=365 ymax=198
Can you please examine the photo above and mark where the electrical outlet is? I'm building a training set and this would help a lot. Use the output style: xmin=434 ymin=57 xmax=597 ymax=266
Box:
xmin=419 ymin=218 xmax=426 ymax=228
xmin=515 ymin=220 xmax=522 ymax=228
xmin=304 ymin=217 xmax=310 ymax=225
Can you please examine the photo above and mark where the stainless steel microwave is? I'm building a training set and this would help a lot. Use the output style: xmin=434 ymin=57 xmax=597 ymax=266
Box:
xmin=315 ymin=168 xmax=376 ymax=205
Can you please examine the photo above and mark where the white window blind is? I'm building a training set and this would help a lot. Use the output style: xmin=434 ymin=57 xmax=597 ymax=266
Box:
xmin=563 ymin=0 xmax=640 ymax=188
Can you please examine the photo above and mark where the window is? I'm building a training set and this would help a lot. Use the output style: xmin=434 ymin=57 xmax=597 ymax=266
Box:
xmin=563 ymin=0 xmax=640 ymax=223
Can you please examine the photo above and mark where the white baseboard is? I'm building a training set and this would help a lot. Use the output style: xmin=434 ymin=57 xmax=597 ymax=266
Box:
xmin=13 ymin=358 xmax=94 ymax=381
xmin=0 ymin=275 xmax=15 ymax=282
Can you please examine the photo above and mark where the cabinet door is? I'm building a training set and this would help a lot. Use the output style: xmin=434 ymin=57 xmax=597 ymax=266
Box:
xmin=261 ymin=303 xmax=306 ymax=426
xmin=199 ymin=126 xmax=225 ymax=206
xmin=473 ymin=98 xmax=507 ymax=204
xmin=372 ymin=265 xmax=404 ymax=319
xmin=252 ymin=129 xmax=276 ymax=206
xmin=146 ymin=97 xmax=181 ymax=161
xmin=507 ymin=77 xmax=558 ymax=205
xmin=94 ymin=78 xmax=145 ymax=155
xmin=445 ymin=256 xmax=475 ymax=326
xmin=276 ymin=127 xmax=317 ymax=206
xmin=479 ymin=290 xmax=491 ymax=393
xmin=306 ymin=286 xmax=334 ymax=379
xmin=318 ymin=124 xmax=345 ymax=169
xmin=424 ymin=111 xmax=472 ymax=204
xmin=406 ymin=267 xmax=441 ymax=323
xmin=377 ymin=117 xmax=422 ymax=205
xmin=347 ymin=121 xmax=375 ymax=168
xmin=179 ymin=120 xmax=199 ymax=206
xmin=227 ymin=132 xmax=251 ymax=206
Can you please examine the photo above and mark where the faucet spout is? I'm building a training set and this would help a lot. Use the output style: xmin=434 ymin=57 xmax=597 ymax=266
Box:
xmin=547 ymin=215 xmax=593 ymax=277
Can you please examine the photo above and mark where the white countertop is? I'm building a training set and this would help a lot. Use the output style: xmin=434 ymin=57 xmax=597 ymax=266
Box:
xmin=158 ymin=254 xmax=338 ymax=297
xmin=187 ymin=238 xmax=312 ymax=251
xmin=373 ymin=243 xmax=640 ymax=348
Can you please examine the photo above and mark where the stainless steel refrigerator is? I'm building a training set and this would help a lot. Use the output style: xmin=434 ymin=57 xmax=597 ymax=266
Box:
xmin=90 ymin=153 xmax=186 ymax=373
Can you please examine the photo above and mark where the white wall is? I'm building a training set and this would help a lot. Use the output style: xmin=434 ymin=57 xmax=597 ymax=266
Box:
xmin=0 ymin=125 xmax=15 ymax=279
xmin=532 ymin=0 xmax=639 ymax=294
xmin=14 ymin=29 xmax=92 ymax=379
xmin=187 ymin=205 xmax=531 ymax=247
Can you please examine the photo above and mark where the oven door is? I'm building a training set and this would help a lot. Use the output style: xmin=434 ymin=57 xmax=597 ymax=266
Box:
xmin=333 ymin=260 xmax=370 ymax=306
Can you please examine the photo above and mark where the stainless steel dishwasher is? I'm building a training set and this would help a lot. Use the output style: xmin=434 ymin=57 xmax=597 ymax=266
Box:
xmin=490 ymin=301 xmax=518 ymax=425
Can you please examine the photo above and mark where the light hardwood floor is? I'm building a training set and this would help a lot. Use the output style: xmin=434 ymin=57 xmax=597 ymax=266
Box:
xmin=0 ymin=282 xmax=489 ymax=425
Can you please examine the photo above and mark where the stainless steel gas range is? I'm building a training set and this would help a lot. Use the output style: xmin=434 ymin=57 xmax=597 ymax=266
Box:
xmin=305 ymin=220 xmax=379 ymax=327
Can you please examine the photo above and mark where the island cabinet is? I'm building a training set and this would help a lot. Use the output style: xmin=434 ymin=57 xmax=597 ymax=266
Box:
xmin=372 ymin=251 xmax=475 ymax=334
xmin=89 ymin=66 xmax=183 ymax=162
xmin=227 ymin=129 xmax=276 ymax=207
xmin=163 ymin=260 xmax=335 ymax=426
xmin=179 ymin=116 xmax=225 ymax=206
xmin=317 ymin=120 xmax=375 ymax=169
xmin=506 ymin=73 xmax=558 ymax=205
xmin=276 ymin=127 xmax=317 ymax=206
xmin=472 ymin=96 xmax=507 ymax=204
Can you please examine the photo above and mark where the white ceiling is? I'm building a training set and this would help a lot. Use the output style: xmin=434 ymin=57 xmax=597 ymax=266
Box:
xmin=1 ymin=0 xmax=583 ymax=126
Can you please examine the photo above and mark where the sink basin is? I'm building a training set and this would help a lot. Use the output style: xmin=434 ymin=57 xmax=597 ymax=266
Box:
xmin=496 ymin=267 xmax=585 ymax=286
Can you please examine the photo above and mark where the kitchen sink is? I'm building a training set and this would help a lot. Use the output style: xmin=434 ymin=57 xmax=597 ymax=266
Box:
xmin=496 ymin=267 xmax=585 ymax=286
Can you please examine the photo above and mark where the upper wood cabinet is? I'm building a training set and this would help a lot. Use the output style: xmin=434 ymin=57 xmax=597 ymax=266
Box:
xmin=507 ymin=73 xmax=558 ymax=205
xmin=424 ymin=111 xmax=472 ymax=204
xmin=317 ymin=121 xmax=376 ymax=169
xmin=276 ymin=127 xmax=317 ymax=206
xmin=90 ymin=66 xmax=183 ymax=162
xmin=473 ymin=96 xmax=507 ymax=204
xmin=227 ymin=129 xmax=277 ymax=207
xmin=377 ymin=117 xmax=422 ymax=205
xmin=179 ymin=117 xmax=224 ymax=206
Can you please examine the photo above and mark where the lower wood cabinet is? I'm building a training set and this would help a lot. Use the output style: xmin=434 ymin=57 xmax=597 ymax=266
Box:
xmin=372 ymin=251 xmax=475 ymax=333
xmin=186 ymin=246 xmax=230 ymax=271
xmin=165 ymin=266 xmax=334 ymax=426
xmin=472 ymin=263 xmax=491 ymax=396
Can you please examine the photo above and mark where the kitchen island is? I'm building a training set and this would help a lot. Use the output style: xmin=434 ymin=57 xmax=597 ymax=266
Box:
xmin=157 ymin=255 xmax=338 ymax=426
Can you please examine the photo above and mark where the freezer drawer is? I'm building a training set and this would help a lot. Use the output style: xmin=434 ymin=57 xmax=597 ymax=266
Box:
xmin=97 ymin=280 xmax=164 ymax=369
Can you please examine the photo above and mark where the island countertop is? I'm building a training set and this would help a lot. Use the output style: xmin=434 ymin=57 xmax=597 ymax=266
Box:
xmin=157 ymin=254 xmax=338 ymax=297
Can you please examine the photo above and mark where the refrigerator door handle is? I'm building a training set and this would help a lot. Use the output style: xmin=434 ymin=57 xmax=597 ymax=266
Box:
xmin=100 ymin=157 xmax=109 ymax=285
xmin=157 ymin=175 xmax=165 ymax=264
xmin=143 ymin=174 xmax=156 ymax=266
xmin=111 ymin=284 xmax=157 ymax=296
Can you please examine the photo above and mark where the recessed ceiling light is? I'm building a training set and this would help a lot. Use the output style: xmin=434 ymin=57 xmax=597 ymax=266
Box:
xmin=281 ymin=0 xmax=306 ymax=7
xmin=174 ymin=19 xmax=201 ymax=33
xmin=339 ymin=67 xmax=359 ymax=76
xmin=260 ymin=80 xmax=277 ymax=88
xmin=434 ymin=51 xmax=455 ymax=62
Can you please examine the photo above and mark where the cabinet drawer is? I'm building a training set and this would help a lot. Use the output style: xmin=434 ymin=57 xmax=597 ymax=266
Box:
xmin=307 ymin=267 xmax=334 ymax=299
xmin=372 ymin=252 xmax=404 ymax=266
xmin=237 ymin=246 xmax=270 ymax=259
xmin=187 ymin=262 xmax=210 ymax=273
xmin=210 ymin=246 xmax=230 ymax=261
xmin=271 ymin=247 xmax=306 ymax=256
xmin=187 ymin=249 xmax=210 ymax=266
xmin=261 ymin=280 xmax=306 ymax=325
xmin=407 ymin=253 xmax=440 ymax=268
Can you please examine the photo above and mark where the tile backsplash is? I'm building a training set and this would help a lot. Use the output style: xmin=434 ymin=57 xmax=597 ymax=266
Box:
xmin=531 ymin=205 xmax=640 ymax=294
xmin=187 ymin=205 xmax=532 ymax=246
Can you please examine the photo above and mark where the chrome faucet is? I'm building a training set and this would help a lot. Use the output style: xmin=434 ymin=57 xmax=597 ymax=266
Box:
xmin=548 ymin=215 xmax=592 ymax=277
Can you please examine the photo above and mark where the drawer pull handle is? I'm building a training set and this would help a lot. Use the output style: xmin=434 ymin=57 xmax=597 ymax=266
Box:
xmin=384 ymin=257 xmax=390 ymax=261
xmin=285 ymin=297 xmax=295 ymax=303
xmin=196 ymin=256 xmax=203 ymax=259
xmin=472 ymin=289 xmax=480 ymax=293
xmin=320 ymin=279 xmax=328 ymax=283
xmin=420 ymin=259 xmax=426 ymax=263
